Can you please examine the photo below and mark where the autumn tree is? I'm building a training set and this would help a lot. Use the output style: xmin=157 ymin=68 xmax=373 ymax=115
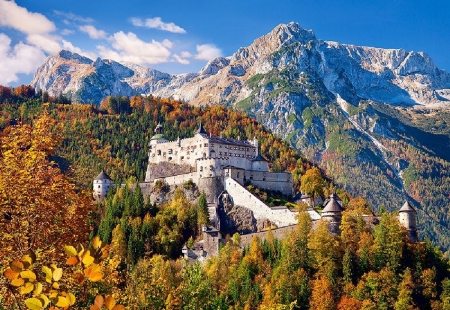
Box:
xmin=300 ymin=167 xmax=325 ymax=202
xmin=0 ymin=112 xmax=91 ymax=259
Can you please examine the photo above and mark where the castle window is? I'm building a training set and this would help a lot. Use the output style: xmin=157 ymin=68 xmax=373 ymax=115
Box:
xmin=246 ymin=148 xmax=249 ymax=151
xmin=180 ymin=156 xmax=184 ymax=160
xmin=210 ymin=165 xmax=214 ymax=171
xmin=168 ymin=157 xmax=172 ymax=161
xmin=168 ymin=149 xmax=173 ymax=154
xmin=219 ymin=152 xmax=222 ymax=155
xmin=98 ymin=185 xmax=100 ymax=188
xmin=211 ymin=143 xmax=214 ymax=147
xmin=200 ymin=166 xmax=203 ymax=171
xmin=157 ymin=150 xmax=161 ymax=155
xmin=204 ymin=143 xmax=208 ymax=147
xmin=224 ymin=152 xmax=227 ymax=156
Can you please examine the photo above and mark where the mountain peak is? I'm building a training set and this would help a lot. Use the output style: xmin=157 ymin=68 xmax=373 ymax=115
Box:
xmin=269 ymin=22 xmax=316 ymax=46
xmin=56 ymin=50 xmax=92 ymax=64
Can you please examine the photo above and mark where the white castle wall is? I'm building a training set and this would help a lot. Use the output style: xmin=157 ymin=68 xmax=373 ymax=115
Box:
xmin=224 ymin=177 xmax=298 ymax=227
xmin=244 ymin=170 xmax=293 ymax=196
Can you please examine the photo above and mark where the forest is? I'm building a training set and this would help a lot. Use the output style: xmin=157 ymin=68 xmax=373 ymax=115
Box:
xmin=0 ymin=85 xmax=450 ymax=309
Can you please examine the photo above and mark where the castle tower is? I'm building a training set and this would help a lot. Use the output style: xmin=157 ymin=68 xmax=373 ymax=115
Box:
xmin=93 ymin=170 xmax=112 ymax=202
xmin=251 ymin=154 xmax=269 ymax=172
xmin=149 ymin=123 xmax=168 ymax=146
xmin=399 ymin=201 xmax=418 ymax=241
xmin=321 ymin=195 xmax=344 ymax=234
xmin=195 ymin=122 xmax=207 ymax=136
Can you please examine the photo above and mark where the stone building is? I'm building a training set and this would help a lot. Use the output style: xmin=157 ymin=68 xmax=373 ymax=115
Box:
xmin=145 ymin=123 xmax=293 ymax=197
xmin=93 ymin=170 xmax=113 ymax=202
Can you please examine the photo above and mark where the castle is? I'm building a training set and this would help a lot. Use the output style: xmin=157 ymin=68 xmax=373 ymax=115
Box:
xmin=93 ymin=123 xmax=418 ymax=262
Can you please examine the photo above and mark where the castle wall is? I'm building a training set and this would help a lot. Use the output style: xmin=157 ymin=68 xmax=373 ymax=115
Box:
xmin=244 ymin=170 xmax=293 ymax=196
xmin=224 ymin=177 xmax=298 ymax=227
xmin=156 ymin=172 xmax=199 ymax=186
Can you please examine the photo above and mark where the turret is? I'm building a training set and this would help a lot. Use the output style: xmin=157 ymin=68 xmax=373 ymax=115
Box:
xmin=398 ymin=201 xmax=418 ymax=241
xmin=321 ymin=195 xmax=344 ymax=234
xmin=149 ymin=123 xmax=168 ymax=146
xmin=93 ymin=170 xmax=112 ymax=202
xmin=195 ymin=122 xmax=207 ymax=136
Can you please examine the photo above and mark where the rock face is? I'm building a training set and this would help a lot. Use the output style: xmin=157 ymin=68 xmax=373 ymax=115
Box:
xmin=31 ymin=22 xmax=450 ymax=107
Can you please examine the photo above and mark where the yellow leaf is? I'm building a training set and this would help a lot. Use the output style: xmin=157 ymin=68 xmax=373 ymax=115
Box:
xmin=67 ymin=293 xmax=76 ymax=306
xmin=52 ymin=267 xmax=63 ymax=282
xmin=25 ymin=297 xmax=44 ymax=310
xmin=90 ymin=305 xmax=101 ymax=310
xmin=10 ymin=260 xmax=24 ymax=272
xmin=20 ymin=270 xmax=37 ymax=282
xmin=55 ymin=296 xmax=70 ymax=307
xmin=112 ymin=306 xmax=125 ymax=310
xmin=104 ymin=295 xmax=116 ymax=310
xmin=84 ymin=264 xmax=103 ymax=282
xmin=22 ymin=251 xmax=36 ymax=266
xmin=38 ymin=294 xmax=50 ymax=308
xmin=20 ymin=282 xmax=34 ymax=295
xmin=66 ymin=256 xmax=79 ymax=266
xmin=82 ymin=250 xmax=95 ymax=267
xmin=33 ymin=282 xmax=43 ymax=296
xmin=52 ymin=282 xmax=60 ymax=289
xmin=94 ymin=295 xmax=104 ymax=308
xmin=92 ymin=236 xmax=102 ymax=250
xmin=11 ymin=277 xmax=25 ymax=287
xmin=64 ymin=245 xmax=78 ymax=257
xmin=42 ymin=266 xmax=52 ymax=283
xmin=3 ymin=268 xmax=19 ymax=280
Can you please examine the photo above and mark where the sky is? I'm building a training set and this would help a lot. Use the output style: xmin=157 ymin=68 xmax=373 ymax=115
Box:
xmin=1 ymin=0 xmax=450 ymax=86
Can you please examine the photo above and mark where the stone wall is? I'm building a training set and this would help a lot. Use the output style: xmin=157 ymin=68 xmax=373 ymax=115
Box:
xmin=224 ymin=177 xmax=298 ymax=227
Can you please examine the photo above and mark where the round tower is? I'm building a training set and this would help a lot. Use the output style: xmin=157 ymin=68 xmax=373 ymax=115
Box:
xmin=321 ymin=195 xmax=344 ymax=234
xmin=149 ymin=123 xmax=168 ymax=146
xmin=251 ymin=154 xmax=269 ymax=171
xmin=93 ymin=170 xmax=112 ymax=202
xmin=399 ymin=201 xmax=418 ymax=241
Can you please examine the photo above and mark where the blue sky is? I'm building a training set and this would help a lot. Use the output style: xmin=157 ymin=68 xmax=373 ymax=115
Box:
xmin=1 ymin=0 xmax=449 ymax=86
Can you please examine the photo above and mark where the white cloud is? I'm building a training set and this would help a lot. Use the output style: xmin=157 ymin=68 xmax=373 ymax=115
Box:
xmin=173 ymin=54 xmax=190 ymax=65
xmin=131 ymin=17 xmax=186 ymax=34
xmin=79 ymin=25 xmax=107 ymax=39
xmin=26 ymin=34 xmax=62 ymax=54
xmin=0 ymin=33 xmax=47 ymax=84
xmin=99 ymin=31 xmax=171 ymax=65
xmin=181 ymin=51 xmax=193 ymax=58
xmin=53 ymin=10 xmax=94 ymax=24
xmin=162 ymin=39 xmax=173 ymax=49
xmin=0 ymin=0 xmax=56 ymax=35
xmin=61 ymin=29 xmax=74 ymax=36
xmin=195 ymin=44 xmax=222 ymax=60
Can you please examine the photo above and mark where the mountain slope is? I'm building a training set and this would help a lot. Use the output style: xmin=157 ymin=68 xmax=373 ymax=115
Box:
xmin=31 ymin=22 xmax=450 ymax=249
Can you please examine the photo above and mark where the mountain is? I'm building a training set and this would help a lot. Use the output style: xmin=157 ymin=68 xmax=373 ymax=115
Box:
xmin=31 ymin=22 xmax=450 ymax=249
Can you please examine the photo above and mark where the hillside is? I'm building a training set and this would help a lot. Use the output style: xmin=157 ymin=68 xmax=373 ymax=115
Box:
xmin=29 ymin=22 xmax=450 ymax=251
xmin=1 ymin=96 xmax=450 ymax=309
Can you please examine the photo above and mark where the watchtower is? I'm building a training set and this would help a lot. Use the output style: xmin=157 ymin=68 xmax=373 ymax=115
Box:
xmin=93 ymin=170 xmax=112 ymax=202
xmin=399 ymin=201 xmax=418 ymax=241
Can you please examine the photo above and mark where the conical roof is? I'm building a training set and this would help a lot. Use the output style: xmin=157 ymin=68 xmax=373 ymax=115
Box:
xmin=399 ymin=201 xmax=416 ymax=213
xmin=94 ymin=170 xmax=112 ymax=180
xmin=196 ymin=122 xmax=207 ymax=135
xmin=252 ymin=154 xmax=267 ymax=162
xmin=322 ymin=197 xmax=344 ymax=213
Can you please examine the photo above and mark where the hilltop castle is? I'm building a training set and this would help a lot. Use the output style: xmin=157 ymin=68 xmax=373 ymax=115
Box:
xmin=93 ymin=123 xmax=418 ymax=262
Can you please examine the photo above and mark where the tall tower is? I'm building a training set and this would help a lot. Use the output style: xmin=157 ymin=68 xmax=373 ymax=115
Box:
xmin=399 ymin=201 xmax=418 ymax=241
xmin=93 ymin=170 xmax=112 ymax=202
xmin=321 ymin=195 xmax=344 ymax=234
